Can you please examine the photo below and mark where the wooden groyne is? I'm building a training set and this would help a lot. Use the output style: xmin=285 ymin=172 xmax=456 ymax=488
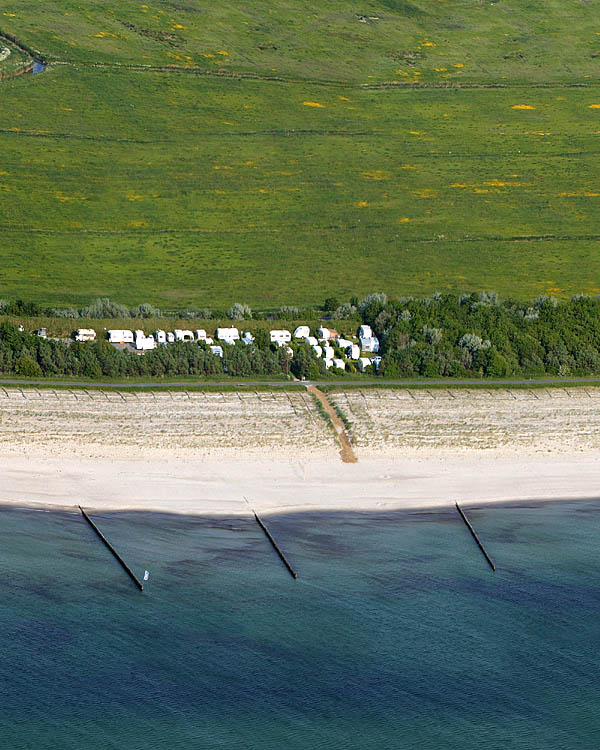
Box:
xmin=78 ymin=506 xmax=144 ymax=591
xmin=253 ymin=512 xmax=297 ymax=579
xmin=455 ymin=502 xmax=496 ymax=572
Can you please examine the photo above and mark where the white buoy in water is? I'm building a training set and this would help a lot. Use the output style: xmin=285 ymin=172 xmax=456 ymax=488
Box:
xmin=143 ymin=570 xmax=149 ymax=581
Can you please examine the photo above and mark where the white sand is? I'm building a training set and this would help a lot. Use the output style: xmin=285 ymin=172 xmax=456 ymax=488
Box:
xmin=1 ymin=386 xmax=599 ymax=515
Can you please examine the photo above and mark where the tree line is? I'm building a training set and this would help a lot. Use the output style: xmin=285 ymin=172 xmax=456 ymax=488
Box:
xmin=2 ymin=291 xmax=600 ymax=380
xmin=0 ymin=323 xmax=298 ymax=379
xmin=361 ymin=292 xmax=600 ymax=378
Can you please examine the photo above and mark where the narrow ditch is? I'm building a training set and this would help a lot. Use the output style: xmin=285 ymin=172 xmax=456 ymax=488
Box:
xmin=0 ymin=30 xmax=46 ymax=80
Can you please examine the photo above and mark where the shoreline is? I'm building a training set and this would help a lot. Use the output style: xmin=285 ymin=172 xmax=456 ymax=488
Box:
xmin=2 ymin=495 xmax=600 ymax=518
xmin=1 ymin=452 xmax=598 ymax=517
xmin=0 ymin=494 xmax=600 ymax=521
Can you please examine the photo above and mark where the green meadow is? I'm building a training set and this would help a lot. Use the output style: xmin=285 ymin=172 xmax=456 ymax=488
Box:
xmin=3 ymin=0 xmax=599 ymax=84
xmin=0 ymin=1 xmax=599 ymax=307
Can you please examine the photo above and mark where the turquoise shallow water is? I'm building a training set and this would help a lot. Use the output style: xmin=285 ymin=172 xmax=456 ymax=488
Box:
xmin=1 ymin=501 xmax=600 ymax=748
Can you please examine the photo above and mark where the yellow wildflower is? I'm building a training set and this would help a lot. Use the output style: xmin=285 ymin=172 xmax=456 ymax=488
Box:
xmin=362 ymin=170 xmax=389 ymax=181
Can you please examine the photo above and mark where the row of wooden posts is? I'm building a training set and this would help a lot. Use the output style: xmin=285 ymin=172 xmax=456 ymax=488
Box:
xmin=78 ymin=502 xmax=495 ymax=593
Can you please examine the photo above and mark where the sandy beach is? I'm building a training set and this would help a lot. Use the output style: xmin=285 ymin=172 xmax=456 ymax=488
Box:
xmin=1 ymin=386 xmax=599 ymax=515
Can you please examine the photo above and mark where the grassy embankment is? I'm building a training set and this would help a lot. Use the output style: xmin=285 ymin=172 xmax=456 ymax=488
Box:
xmin=0 ymin=375 xmax=304 ymax=391
xmin=0 ymin=38 xmax=31 ymax=77
xmin=2 ymin=376 xmax=598 ymax=392
xmin=320 ymin=379 xmax=600 ymax=392
xmin=0 ymin=0 xmax=599 ymax=308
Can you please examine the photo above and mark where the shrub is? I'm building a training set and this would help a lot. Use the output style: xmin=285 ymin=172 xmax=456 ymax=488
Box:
xmin=477 ymin=291 xmax=499 ymax=307
xmin=458 ymin=333 xmax=491 ymax=353
xmin=16 ymin=356 xmax=42 ymax=377
xmin=533 ymin=295 xmax=558 ymax=309
xmin=5 ymin=299 xmax=41 ymax=316
xmin=524 ymin=307 xmax=539 ymax=322
xmin=131 ymin=302 xmax=161 ymax=318
xmin=80 ymin=298 xmax=129 ymax=318
xmin=279 ymin=305 xmax=300 ymax=320
xmin=83 ymin=358 xmax=102 ymax=379
xmin=332 ymin=303 xmax=357 ymax=319
xmin=252 ymin=328 xmax=270 ymax=349
xmin=375 ymin=310 xmax=393 ymax=335
xmin=357 ymin=292 xmax=387 ymax=312
xmin=421 ymin=325 xmax=443 ymax=346
xmin=227 ymin=303 xmax=252 ymax=320
xmin=487 ymin=351 xmax=510 ymax=377
xmin=49 ymin=307 xmax=80 ymax=318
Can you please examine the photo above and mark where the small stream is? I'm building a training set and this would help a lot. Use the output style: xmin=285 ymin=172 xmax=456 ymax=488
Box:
xmin=32 ymin=60 xmax=45 ymax=73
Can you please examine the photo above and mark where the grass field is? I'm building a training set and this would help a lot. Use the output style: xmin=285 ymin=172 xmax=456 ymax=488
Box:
xmin=3 ymin=0 xmax=599 ymax=84
xmin=1 ymin=1 xmax=599 ymax=307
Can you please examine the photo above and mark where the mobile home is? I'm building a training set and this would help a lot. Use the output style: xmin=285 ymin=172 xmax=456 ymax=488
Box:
xmin=74 ymin=328 xmax=96 ymax=342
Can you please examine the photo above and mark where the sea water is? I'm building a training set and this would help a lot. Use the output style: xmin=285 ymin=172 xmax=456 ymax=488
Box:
xmin=1 ymin=501 xmax=599 ymax=749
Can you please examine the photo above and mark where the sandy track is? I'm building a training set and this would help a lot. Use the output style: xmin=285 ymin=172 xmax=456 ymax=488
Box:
xmin=307 ymin=386 xmax=357 ymax=463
